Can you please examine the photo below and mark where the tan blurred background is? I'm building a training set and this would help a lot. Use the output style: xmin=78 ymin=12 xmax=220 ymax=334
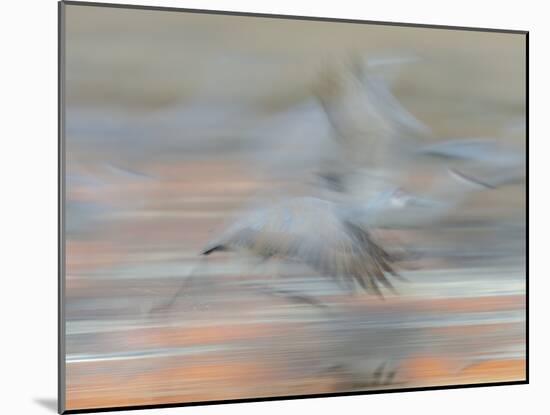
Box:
xmin=63 ymin=4 xmax=526 ymax=411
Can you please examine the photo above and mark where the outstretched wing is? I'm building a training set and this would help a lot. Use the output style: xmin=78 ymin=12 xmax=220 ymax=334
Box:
xmin=311 ymin=57 xmax=432 ymax=199
xmin=313 ymin=57 xmax=429 ymax=168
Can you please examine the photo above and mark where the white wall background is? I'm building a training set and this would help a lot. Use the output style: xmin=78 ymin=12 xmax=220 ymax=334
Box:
xmin=0 ymin=0 xmax=542 ymax=414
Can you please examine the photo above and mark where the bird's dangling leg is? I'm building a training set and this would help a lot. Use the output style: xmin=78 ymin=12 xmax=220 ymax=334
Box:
xmin=251 ymin=259 xmax=330 ymax=309
xmin=149 ymin=256 xmax=209 ymax=314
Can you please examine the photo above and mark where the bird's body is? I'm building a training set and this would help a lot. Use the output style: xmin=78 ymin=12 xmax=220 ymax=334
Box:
xmin=202 ymin=197 xmax=401 ymax=296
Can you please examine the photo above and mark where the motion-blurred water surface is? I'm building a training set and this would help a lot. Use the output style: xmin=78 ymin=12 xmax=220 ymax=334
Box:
xmin=63 ymin=4 xmax=526 ymax=411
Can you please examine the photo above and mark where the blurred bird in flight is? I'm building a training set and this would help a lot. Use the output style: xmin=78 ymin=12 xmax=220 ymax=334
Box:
xmin=157 ymin=53 xmax=525 ymax=309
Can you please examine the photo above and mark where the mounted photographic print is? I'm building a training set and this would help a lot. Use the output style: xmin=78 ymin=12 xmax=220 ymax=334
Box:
xmin=59 ymin=1 xmax=528 ymax=413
